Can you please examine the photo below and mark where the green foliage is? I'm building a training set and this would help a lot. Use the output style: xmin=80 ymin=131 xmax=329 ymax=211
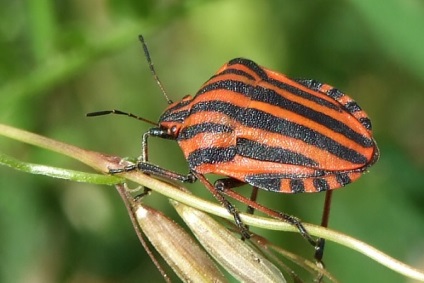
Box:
xmin=1 ymin=0 xmax=424 ymax=282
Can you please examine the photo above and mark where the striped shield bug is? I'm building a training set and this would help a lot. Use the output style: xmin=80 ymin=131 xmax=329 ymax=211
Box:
xmin=88 ymin=35 xmax=379 ymax=258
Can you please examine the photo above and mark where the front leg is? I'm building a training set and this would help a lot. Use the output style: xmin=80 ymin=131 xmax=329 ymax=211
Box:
xmin=137 ymin=162 xmax=197 ymax=183
xmin=214 ymin=177 xmax=325 ymax=266
xmin=108 ymin=127 xmax=196 ymax=198
xmin=108 ymin=160 xmax=196 ymax=183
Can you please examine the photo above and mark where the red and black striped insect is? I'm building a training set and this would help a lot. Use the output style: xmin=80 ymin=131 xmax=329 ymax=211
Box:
xmin=88 ymin=35 xmax=379 ymax=254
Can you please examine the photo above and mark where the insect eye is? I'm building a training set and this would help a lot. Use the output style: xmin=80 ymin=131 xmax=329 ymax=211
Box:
xmin=169 ymin=125 xmax=179 ymax=136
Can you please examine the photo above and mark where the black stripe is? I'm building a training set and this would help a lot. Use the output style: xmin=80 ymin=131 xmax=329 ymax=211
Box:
xmin=212 ymin=68 xmax=255 ymax=81
xmin=290 ymin=179 xmax=305 ymax=193
xmin=246 ymin=173 xmax=313 ymax=192
xmin=196 ymin=80 xmax=371 ymax=148
xmin=267 ymin=78 xmax=340 ymax=111
xmin=159 ymin=110 xmax=189 ymax=123
xmin=187 ymin=146 xmax=237 ymax=168
xmin=245 ymin=175 xmax=282 ymax=192
xmin=190 ymin=101 xmax=369 ymax=164
xmin=345 ymin=101 xmax=362 ymax=113
xmin=165 ymin=99 xmax=192 ymax=113
xmin=294 ymin=79 xmax=323 ymax=92
xmin=227 ymin=59 xmax=336 ymax=110
xmin=359 ymin=117 xmax=372 ymax=131
xmin=178 ymin=123 xmax=233 ymax=140
xmin=313 ymin=178 xmax=329 ymax=191
xmin=336 ymin=173 xmax=351 ymax=186
xmin=236 ymin=138 xmax=318 ymax=166
xmin=253 ymin=86 xmax=372 ymax=147
xmin=223 ymin=60 xmax=344 ymax=112
xmin=159 ymin=99 xmax=192 ymax=124
xmin=327 ymin=88 xmax=344 ymax=100
xmin=199 ymin=77 xmax=340 ymax=113
xmin=227 ymin=58 xmax=269 ymax=80
xmin=196 ymin=80 xmax=254 ymax=96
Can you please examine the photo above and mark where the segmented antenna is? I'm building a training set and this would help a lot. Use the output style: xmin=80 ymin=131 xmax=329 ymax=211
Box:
xmin=86 ymin=110 xmax=158 ymax=126
xmin=138 ymin=35 xmax=173 ymax=105
xmin=86 ymin=36 xmax=172 ymax=124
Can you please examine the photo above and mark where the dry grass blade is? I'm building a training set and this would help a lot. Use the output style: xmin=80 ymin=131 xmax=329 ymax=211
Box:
xmin=134 ymin=202 xmax=227 ymax=283
xmin=173 ymin=200 xmax=286 ymax=283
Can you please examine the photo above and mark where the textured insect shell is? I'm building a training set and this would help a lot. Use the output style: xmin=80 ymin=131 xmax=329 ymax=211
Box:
xmin=157 ymin=58 xmax=379 ymax=193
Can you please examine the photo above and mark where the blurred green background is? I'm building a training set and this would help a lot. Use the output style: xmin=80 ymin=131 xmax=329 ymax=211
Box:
xmin=1 ymin=0 xmax=424 ymax=282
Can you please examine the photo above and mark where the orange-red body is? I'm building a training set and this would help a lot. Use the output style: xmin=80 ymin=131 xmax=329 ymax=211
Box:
xmin=158 ymin=58 xmax=379 ymax=193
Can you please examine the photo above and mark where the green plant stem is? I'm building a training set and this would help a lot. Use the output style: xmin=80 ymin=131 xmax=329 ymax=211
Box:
xmin=0 ymin=123 xmax=423 ymax=281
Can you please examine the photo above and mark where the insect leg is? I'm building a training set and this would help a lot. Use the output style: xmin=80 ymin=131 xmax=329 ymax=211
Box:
xmin=314 ymin=190 xmax=334 ymax=263
xmin=140 ymin=128 xmax=197 ymax=183
xmin=215 ymin=178 xmax=261 ymax=238
xmin=247 ymin=187 xmax=259 ymax=215
xmin=214 ymin=181 xmax=319 ymax=247
xmin=216 ymin=181 xmax=327 ymax=271
xmin=214 ymin=178 xmax=245 ymax=190
xmin=214 ymin=178 xmax=259 ymax=214
xmin=196 ymin=175 xmax=251 ymax=239
xmin=108 ymin=128 xmax=196 ymax=196
xmin=136 ymin=162 xmax=197 ymax=183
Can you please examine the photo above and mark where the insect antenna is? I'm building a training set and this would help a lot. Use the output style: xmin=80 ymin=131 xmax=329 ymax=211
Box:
xmin=138 ymin=35 xmax=173 ymax=105
xmin=86 ymin=110 xmax=158 ymax=126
